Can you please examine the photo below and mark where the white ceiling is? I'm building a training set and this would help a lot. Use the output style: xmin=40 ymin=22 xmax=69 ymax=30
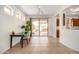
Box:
xmin=64 ymin=5 xmax=79 ymax=17
xmin=18 ymin=5 xmax=66 ymax=16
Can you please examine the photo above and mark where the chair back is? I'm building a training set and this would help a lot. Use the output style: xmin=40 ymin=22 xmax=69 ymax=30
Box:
xmin=26 ymin=31 xmax=31 ymax=39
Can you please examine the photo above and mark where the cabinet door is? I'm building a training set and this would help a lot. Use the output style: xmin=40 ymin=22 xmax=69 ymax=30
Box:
xmin=72 ymin=19 xmax=79 ymax=26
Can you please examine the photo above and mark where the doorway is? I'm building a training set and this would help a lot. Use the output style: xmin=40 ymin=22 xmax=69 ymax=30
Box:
xmin=32 ymin=18 xmax=48 ymax=37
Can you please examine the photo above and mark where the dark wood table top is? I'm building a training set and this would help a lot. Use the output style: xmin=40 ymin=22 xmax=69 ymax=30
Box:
xmin=10 ymin=32 xmax=25 ymax=37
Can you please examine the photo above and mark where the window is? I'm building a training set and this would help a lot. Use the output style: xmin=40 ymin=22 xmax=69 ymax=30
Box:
xmin=4 ymin=6 xmax=13 ymax=16
xmin=16 ymin=12 xmax=21 ymax=19
xmin=23 ymin=16 xmax=25 ymax=20
xmin=21 ymin=15 xmax=25 ymax=21
xmin=16 ymin=10 xmax=22 ymax=19
xmin=16 ymin=13 xmax=19 ymax=19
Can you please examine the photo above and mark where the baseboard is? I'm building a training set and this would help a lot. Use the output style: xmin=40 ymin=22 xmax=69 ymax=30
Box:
xmin=60 ymin=40 xmax=79 ymax=52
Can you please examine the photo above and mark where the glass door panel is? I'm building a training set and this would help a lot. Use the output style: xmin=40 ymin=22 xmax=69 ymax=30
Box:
xmin=40 ymin=19 xmax=48 ymax=36
xmin=32 ymin=19 xmax=39 ymax=36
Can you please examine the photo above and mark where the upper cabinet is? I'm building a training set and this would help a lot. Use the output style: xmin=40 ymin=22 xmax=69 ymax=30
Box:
xmin=71 ymin=18 xmax=79 ymax=26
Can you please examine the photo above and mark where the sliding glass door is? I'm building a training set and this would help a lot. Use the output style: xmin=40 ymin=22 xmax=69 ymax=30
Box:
xmin=32 ymin=18 xmax=48 ymax=36
xmin=32 ymin=19 xmax=39 ymax=36
xmin=40 ymin=19 xmax=48 ymax=36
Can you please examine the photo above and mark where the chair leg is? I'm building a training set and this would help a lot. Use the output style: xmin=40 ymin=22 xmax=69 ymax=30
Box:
xmin=29 ymin=38 xmax=30 ymax=42
xmin=20 ymin=39 xmax=22 ymax=47
xmin=20 ymin=38 xmax=23 ymax=48
xmin=26 ymin=39 xmax=28 ymax=44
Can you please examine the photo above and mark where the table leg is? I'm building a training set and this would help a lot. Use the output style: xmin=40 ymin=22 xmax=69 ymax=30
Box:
xmin=21 ymin=37 xmax=23 ymax=48
xmin=10 ymin=36 xmax=12 ymax=48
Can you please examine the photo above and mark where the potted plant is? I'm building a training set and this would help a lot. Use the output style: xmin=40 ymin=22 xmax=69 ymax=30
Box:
xmin=21 ymin=20 xmax=32 ymax=34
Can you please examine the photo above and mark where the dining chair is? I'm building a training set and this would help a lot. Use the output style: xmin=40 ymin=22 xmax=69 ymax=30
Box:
xmin=22 ymin=31 xmax=31 ymax=45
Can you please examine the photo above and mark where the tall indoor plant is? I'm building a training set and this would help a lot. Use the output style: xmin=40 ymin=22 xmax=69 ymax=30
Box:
xmin=21 ymin=20 xmax=32 ymax=34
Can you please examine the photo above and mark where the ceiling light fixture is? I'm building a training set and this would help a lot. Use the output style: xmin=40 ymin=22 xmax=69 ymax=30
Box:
xmin=38 ymin=6 xmax=43 ymax=15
